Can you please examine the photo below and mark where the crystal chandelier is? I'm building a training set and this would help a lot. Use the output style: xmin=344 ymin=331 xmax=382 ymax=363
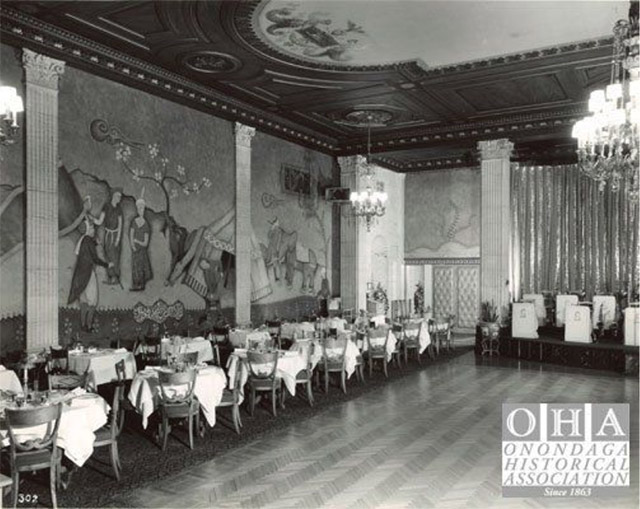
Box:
xmin=350 ymin=117 xmax=388 ymax=231
xmin=571 ymin=1 xmax=639 ymax=200
xmin=0 ymin=86 xmax=24 ymax=146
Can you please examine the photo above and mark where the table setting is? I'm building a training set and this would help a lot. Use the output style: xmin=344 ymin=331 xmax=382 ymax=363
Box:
xmin=68 ymin=347 xmax=137 ymax=387
xmin=403 ymin=319 xmax=432 ymax=354
xmin=0 ymin=387 xmax=109 ymax=466
xmin=128 ymin=362 xmax=226 ymax=429
xmin=136 ymin=335 xmax=215 ymax=364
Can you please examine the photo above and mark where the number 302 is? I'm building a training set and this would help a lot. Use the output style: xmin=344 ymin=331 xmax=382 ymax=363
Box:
xmin=18 ymin=494 xmax=38 ymax=504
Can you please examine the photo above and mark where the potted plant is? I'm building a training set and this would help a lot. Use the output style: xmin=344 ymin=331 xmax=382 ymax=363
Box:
xmin=479 ymin=300 xmax=501 ymax=336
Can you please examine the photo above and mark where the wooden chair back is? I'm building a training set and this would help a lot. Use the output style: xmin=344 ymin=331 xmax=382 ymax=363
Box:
xmin=246 ymin=351 xmax=279 ymax=379
xmin=177 ymin=351 xmax=199 ymax=365
xmin=367 ymin=327 xmax=389 ymax=353
xmin=48 ymin=372 xmax=88 ymax=391
xmin=6 ymin=403 xmax=62 ymax=454
xmin=158 ymin=369 xmax=197 ymax=404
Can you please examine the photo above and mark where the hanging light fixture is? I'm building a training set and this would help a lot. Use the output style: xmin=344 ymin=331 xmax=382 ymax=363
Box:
xmin=350 ymin=116 xmax=388 ymax=231
xmin=0 ymin=86 xmax=24 ymax=146
xmin=572 ymin=1 xmax=639 ymax=200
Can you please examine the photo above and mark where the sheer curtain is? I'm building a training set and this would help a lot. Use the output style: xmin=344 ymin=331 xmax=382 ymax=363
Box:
xmin=511 ymin=164 xmax=639 ymax=300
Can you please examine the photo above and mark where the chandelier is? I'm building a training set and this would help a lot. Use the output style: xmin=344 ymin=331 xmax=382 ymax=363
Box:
xmin=0 ymin=86 xmax=24 ymax=146
xmin=571 ymin=1 xmax=639 ymax=200
xmin=350 ymin=117 xmax=388 ymax=231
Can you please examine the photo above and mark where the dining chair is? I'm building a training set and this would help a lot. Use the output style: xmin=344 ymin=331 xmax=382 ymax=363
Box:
xmin=177 ymin=351 xmax=199 ymax=366
xmin=6 ymin=403 xmax=63 ymax=509
xmin=114 ymin=359 xmax=135 ymax=435
xmin=366 ymin=327 xmax=395 ymax=378
xmin=266 ymin=320 xmax=282 ymax=349
xmin=47 ymin=347 xmax=69 ymax=374
xmin=403 ymin=321 xmax=422 ymax=365
xmin=216 ymin=363 xmax=243 ymax=434
xmin=141 ymin=336 xmax=162 ymax=367
xmin=157 ymin=369 xmax=201 ymax=450
xmin=93 ymin=384 xmax=123 ymax=480
xmin=48 ymin=372 xmax=89 ymax=392
xmin=246 ymin=351 xmax=283 ymax=417
xmin=292 ymin=342 xmax=315 ymax=406
xmin=317 ymin=335 xmax=348 ymax=394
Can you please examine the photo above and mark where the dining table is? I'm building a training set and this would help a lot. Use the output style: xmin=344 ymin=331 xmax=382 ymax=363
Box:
xmin=403 ymin=318 xmax=432 ymax=354
xmin=228 ymin=329 xmax=272 ymax=348
xmin=159 ymin=336 xmax=214 ymax=363
xmin=0 ymin=366 xmax=23 ymax=395
xmin=68 ymin=347 xmax=137 ymax=387
xmin=128 ymin=365 xmax=227 ymax=429
xmin=279 ymin=322 xmax=316 ymax=340
xmin=0 ymin=388 xmax=110 ymax=467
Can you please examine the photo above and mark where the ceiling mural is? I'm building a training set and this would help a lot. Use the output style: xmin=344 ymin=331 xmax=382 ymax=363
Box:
xmin=0 ymin=0 xmax=628 ymax=171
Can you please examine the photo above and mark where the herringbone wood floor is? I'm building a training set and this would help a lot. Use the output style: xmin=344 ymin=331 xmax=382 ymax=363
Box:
xmin=127 ymin=352 xmax=639 ymax=509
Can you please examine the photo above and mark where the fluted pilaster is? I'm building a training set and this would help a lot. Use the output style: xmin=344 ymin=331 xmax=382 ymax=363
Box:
xmin=234 ymin=122 xmax=255 ymax=325
xmin=478 ymin=139 xmax=513 ymax=317
xmin=23 ymin=49 xmax=65 ymax=351
xmin=338 ymin=155 xmax=361 ymax=311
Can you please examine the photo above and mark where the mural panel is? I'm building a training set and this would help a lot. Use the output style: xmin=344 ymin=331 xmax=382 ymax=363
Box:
xmin=405 ymin=168 xmax=480 ymax=260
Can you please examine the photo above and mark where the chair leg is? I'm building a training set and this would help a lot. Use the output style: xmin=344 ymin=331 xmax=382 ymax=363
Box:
xmin=110 ymin=442 xmax=121 ymax=481
xmin=324 ymin=370 xmax=329 ymax=394
xmin=12 ymin=471 xmax=19 ymax=508
xmin=232 ymin=405 xmax=241 ymax=434
xmin=249 ymin=387 xmax=255 ymax=417
xmin=306 ymin=380 xmax=314 ymax=407
xmin=271 ymin=387 xmax=277 ymax=417
xmin=49 ymin=462 xmax=57 ymax=509
xmin=340 ymin=371 xmax=346 ymax=394
xmin=161 ymin=414 xmax=169 ymax=451
xmin=383 ymin=358 xmax=388 ymax=378
xmin=368 ymin=358 xmax=373 ymax=377
xmin=188 ymin=413 xmax=194 ymax=450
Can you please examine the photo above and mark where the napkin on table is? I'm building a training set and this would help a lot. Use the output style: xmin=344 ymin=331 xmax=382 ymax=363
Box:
xmin=114 ymin=347 xmax=128 ymax=353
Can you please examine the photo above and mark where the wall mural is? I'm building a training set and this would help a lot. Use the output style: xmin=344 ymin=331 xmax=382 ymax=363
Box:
xmin=405 ymin=168 xmax=480 ymax=260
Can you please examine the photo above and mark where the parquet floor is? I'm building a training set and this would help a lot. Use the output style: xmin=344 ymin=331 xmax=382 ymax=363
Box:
xmin=128 ymin=351 xmax=639 ymax=509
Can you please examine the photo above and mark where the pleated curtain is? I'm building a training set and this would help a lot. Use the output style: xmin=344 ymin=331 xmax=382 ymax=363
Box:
xmin=511 ymin=164 xmax=639 ymax=300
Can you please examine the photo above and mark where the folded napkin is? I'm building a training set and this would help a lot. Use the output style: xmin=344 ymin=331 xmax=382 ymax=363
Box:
xmin=70 ymin=387 xmax=87 ymax=397
xmin=115 ymin=347 xmax=128 ymax=353
xmin=0 ymin=365 xmax=5 ymax=371
xmin=192 ymin=336 xmax=205 ymax=342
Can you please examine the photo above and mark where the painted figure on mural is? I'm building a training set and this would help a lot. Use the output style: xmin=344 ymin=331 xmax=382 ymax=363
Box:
xmin=316 ymin=275 xmax=331 ymax=317
xmin=97 ymin=188 xmax=124 ymax=285
xmin=130 ymin=196 xmax=153 ymax=291
xmin=68 ymin=218 xmax=113 ymax=331
xmin=266 ymin=216 xmax=283 ymax=281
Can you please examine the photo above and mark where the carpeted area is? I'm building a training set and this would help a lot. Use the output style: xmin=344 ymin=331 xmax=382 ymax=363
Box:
xmin=2 ymin=344 xmax=473 ymax=508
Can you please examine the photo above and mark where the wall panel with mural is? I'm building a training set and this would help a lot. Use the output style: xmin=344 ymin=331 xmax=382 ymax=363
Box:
xmin=1 ymin=45 xmax=237 ymax=353
xmin=250 ymin=132 xmax=335 ymax=322
xmin=405 ymin=168 xmax=480 ymax=261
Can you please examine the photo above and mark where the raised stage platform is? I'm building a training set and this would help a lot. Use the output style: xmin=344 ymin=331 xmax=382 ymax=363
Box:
xmin=475 ymin=326 xmax=639 ymax=375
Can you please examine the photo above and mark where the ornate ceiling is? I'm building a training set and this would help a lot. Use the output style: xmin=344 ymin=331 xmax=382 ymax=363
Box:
xmin=0 ymin=0 xmax=624 ymax=171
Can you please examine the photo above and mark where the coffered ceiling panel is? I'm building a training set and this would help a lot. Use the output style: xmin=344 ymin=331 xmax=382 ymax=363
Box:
xmin=0 ymin=0 xmax=627 ymax=171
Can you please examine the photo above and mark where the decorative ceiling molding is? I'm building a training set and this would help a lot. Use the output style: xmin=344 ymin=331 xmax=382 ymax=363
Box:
xmin=181 ymin=51 xmax=242 ymax=74
xmin=0 ymin=4 xmax=339 ymax=152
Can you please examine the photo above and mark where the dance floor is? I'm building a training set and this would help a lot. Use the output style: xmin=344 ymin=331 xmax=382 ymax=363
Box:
xmin=126 ymin=351 xmax=639 ymax=509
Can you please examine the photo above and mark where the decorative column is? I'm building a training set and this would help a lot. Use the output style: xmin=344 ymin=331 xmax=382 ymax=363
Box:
xmin=234 ymin=122 xmax=255 ymax=326
xmin=338 ymin=155 xmax=361 ymax=312
xmin=23 ymin=49 xmax=65 ymax=352
xmin=478 ymin=139 xmax=513 ymax=316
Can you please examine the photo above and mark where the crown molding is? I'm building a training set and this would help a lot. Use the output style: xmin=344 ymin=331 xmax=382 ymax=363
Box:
xmin=0 ymin=5 xmax=339 ymax=152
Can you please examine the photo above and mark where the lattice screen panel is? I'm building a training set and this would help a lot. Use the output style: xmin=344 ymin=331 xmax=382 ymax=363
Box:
xmin=457 ymin=266 xmax=479 ymax=328
xmin=433 ymin=266 xmax=455 ymax=321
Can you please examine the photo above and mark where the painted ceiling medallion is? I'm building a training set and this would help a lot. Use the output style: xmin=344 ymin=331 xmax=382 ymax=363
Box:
xmin=256 ymin=1 xmax=370 ymax=65
xmin=182 ymin=52 xmax=241 ymax=74
xmin=342 ymin=110 xmax=393 ymax=127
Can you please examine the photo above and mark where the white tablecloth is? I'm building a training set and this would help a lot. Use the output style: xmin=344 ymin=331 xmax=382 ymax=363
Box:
xmin=128 ymin=366 xmax=226 ymax=429
xmin=228 ymin=330 xmax=272 ymax=348
xmin=403 ymin=320 xmax=431 ymax=354
xmin=280 ymin=322 xmax=315 ymax=340
xmin=162 ymin=337 xmax=214 ymax=363
xmin=68 ymin=349 xmax=137 ymax=387
xmin=227 ymin=350 xmax=309 ymax=397
xmin=362 ymin=329 xmax=398 ymax=361
xmin=0 ymin=367 xmax=23 ymax=394
xmin=0 ymin=392 xmax=109 ymax=467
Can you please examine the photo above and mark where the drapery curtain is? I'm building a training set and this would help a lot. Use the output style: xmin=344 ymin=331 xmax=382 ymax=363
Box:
xmin=511 ymin=164 xmax=639 ymax=300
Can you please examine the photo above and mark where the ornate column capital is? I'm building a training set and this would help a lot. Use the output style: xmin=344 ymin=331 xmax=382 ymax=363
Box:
xmin=477 ymin=139 xmax=514 ymax=160
xmin=22 ymin=49 xmax=65 ymax=90
xmin=234 ymin=122 xmax=255 ymax=148
xmin=337 ymin=155 xmax=358 ymax=176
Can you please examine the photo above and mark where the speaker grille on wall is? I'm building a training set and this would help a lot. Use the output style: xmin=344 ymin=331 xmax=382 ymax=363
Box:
xmin=325 ymin=187 xmax=351 ymax=202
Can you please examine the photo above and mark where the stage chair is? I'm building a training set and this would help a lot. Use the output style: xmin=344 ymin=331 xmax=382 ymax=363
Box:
xmin=522 ymin=294 xmax=546 ymax=327
xmin=512 ymin=302 xmax=539 ymax=339
xmin=556 ymin=294 xmax=579 ymax=327
xmin=592 ymin=296 xmax=617 ymax=330
xmin=564 ymin=305 xmax=592 ymax=343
